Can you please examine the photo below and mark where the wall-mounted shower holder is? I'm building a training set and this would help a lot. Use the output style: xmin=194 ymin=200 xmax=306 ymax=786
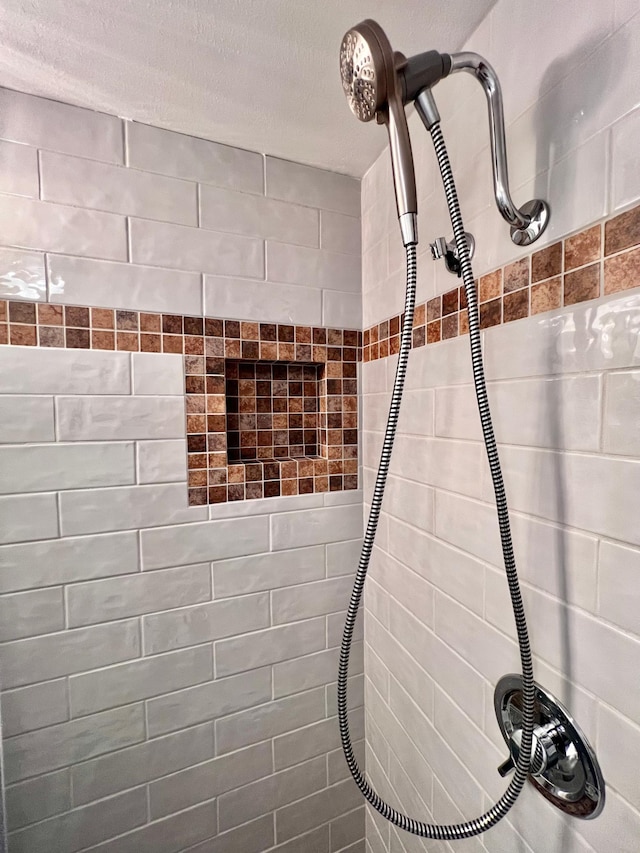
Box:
xmin=430 ymin=232 xmax=475 ymax=277
xmin=494 ymin=674 xmax=605 ymax=819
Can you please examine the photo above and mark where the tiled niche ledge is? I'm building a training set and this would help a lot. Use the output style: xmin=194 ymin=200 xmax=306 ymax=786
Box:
xmin=0 ymin=302 xmax=361 ymax=506
xmin=363 ymin=203 xmax=640 ymax=362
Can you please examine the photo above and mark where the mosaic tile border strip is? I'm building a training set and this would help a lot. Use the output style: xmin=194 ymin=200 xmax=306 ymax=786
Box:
xmin=0 ymin=302 xmax=361 ymax=506
xmin=363 ymin=204 xmax=640 ymax=362
xmin=183 ymin=320 xmax=360 ymax=506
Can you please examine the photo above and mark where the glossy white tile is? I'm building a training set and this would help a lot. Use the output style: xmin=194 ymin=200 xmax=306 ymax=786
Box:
xmin=131 ymin=353 xmax=185 ymax=396
xmin=0 ymin=88 xmax=123 ymax=163
xmin=47 ymin=254 xmax=202 ymax=315
xmin=611 ymin=107 xmax=640 ymax=211
xmin=0 ymin=195 xmax=127 ymax=260
xmin=0 ymin=139 xmax=38 ymax=198
xmin=56 ymin=396 xmax=184 ymax=441
xmin=0 ymin=346 xmax=130 ymax=395
xmin=602 ymin=369 xmax=640 ymax=455
xmin=0 ymin=396 xmax=54 ymax=443
xmin=130 ymin=217 xmax=264 ymax=277
xmin=204 ymin=275 xmax=322 ymax=326
xmin=0 ymin=248 xmax=46 ymax=301
xmin=322 ymin=290 xmax=362 ymax=329
xmin=126 ymin=121 xmax=263 ymax=193
xmin=137 ymin=440 xmax=187 ymax=485
xmin=267 ymin=242 xmax=361 ymax=292
xmin=0 ymin=493 xmax=58 ymax=544
xmin=320 ymin=211 xmax=361 ymax=255
xmin=200 ymin=184 xmax=318 ymax=246
xmin=40 ymin=151 xmax=198 ymax=225
xmin=265 ymin=157 xmax=360 ymax=216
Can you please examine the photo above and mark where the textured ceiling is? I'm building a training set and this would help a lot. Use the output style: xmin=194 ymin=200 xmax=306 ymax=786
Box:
xmin=0 ymin=0 xmax=496 ymax=177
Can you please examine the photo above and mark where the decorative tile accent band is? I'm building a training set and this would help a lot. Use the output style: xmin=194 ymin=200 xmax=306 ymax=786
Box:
xmin=0 ymin=302 xmax=361 ymax=506
xmin=363 ymin=205 xmax=640 ymax=362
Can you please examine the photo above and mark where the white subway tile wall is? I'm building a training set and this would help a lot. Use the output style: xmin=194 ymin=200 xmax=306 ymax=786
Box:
xmin=0 ymin=91 xmax=361 ymax=328
xmin=0 ymin=345 xmax=365 ymax=851
xmin=361 ymin=2 xmax=640 ymax=851
xmin=0 ymin=89 xmax=364 ymax=851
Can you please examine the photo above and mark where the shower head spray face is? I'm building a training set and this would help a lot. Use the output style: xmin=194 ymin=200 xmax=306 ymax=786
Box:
xmin=339 ymin=21 xmax=453 ymax=246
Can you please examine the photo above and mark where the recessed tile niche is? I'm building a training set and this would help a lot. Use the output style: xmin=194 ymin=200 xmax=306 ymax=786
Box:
xmin=184 ymin=319 xmax=361 ymax=505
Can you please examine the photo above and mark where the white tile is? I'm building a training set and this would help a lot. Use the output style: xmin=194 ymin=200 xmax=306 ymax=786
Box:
xmin=267 ymin=242 xmax=361 ymax=292
xmin=615 ymin=0 xmax=640 ymax=27
xmin=141 ymin=515 xmax=270 ymax=570
xmin=603 ymin=370 xmax=640 ymax=455
xmin=598 ymin=540 xmax=640 ymax=635
xmin=0 ymin=247 xmax=46 ymax=301
xmin=208 ymin=492 xmax=322 ymax=520
xmin=130 ymin=217 xmax=264 ymax=277
xmin=322 ymin=290 xmax=362 ymax=329
xmin=362 ymin=238 xmax=387 ymax=294
xmin=56 ymin=396 xmax=184 ymax=440
xmin=270 ymin=504 xmax=363 ymax=551
xmin=265 ymin=157 xmax=360 ymax=216
xmin=612 ymin=108 xmax=640 ymax=211
xmin=0 ymin=139 xmax=38 ymax=197
xmin=597 ymin=703 xmax=640 ymax=811
xmin=40 ymin=151 xmax=197 ymax=225
xmin=490 ymin=0 xmax=614 ymax=123
xmin=387 ymin=517 xmax=484 ymax=618
xmin=126 ymin=121 xmax=263 ymax=193
xmin=59 ymin=483 xmax=205 ymax=536
xmin=213 ymin=545 xmax=325 ymax=598
xmin=0 ymin=531 xmax=139 ymax=593
xmin=0 ymin=492 xmax=58 ymax=544
xmin=204 ymin=275 xmax=322 ymax=326
xmin=435 ymin=375 xmax=602 ymax=451
xmin=0 ymin=195 xmax=127 ymax=260
xmin=320 ymin=211 xmax=361 ymax=255
xmin=484 ymin=445 xmax=640 ymax=546
xmin=388 ymin=435 xmax=484 ymax=500
xmin=383 ymin=476 xmax=434 ymax=533
xmin=396 ymin=388 xmax=434 ymax=437
xmin=200 ymin=184 xmax=318 ymax=246
xmin=0 ymin=346 xmax=130 ymax=395
xmin=0 ymin=396 xmax=54 ymax=442
xmin=483 ymin=292 xmax=640 ymax=382
xmin=0 ymin=88 xmax=123 ymax=163
xmin=137 ymin=440 xmax=187 ymax=484
xmin=47 ymin=254 xmax=202 ymax=315
xmin=0 ymin=443 xmax=135 ymax=494
xmin=131 ymin=353 xmax=185 ymax=396
xmin=534 ymin=132 xmax=609 ymax=246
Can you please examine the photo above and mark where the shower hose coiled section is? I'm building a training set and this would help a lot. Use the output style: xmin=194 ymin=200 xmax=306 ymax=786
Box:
xmin=337 ymin=121 xmax=535 ymax=840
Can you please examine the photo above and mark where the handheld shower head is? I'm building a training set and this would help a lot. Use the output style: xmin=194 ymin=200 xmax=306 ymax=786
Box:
xmin=340 ymin=20 xmax=452 ymax=246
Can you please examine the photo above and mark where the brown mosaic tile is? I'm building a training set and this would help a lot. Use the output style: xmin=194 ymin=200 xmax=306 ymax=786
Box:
xmin=503 ymin=288 xmax=529 ymax=323
xmin=65 ymin=306 xmax=90 ymax=328
xmin=564 ymin=263 xmax=600 ymax=306
xmin=604 ymin=246 xmax=640 ymax=295
xmin=441 ymin=314 xmax=458 ymax=339
xmin=426 ymin=320 xmax=441 ymax=344
xmin=116 ymin=310 xmax=138 ymax=331
xmin=64 ymin=327 xmax=90 ymax=348
xmin=531 ymin=242 xmax=562 ymax=283
xmin=117 ymin=332 xmax=139 ymax=351
xmin=565 ymin=225 xmax=601 ymax=271
xmin=442 ymin=288 xmax=459 ymax=316
xmin=39 ymin=304 xmax=64 ymax=326
xmin=39 ymin=326 xmax=65 ymax=347
xmin=605 ymin=206 xmax=640 ymax=256
xmin=459 ymin=310 xmax=469 ymax=335
xmin=163 ymin=314 xmax=183 ymax=334
xmin=140 ymin=312 xmax=161 ymax=332
xmin=9 ymin=301 xmax=36 ymax=324
xmin=480 ymin=298 xmax=501 ymax=329
xmin=184 ymin=317 xmax=204 ymax=336
xmin=163 ymin=335 xmax=183 ymax=354
xmin=479 ymin=270 xmax=502 ymax=302
xmin=426 ymin=296 xmax=441 ymax=322
xmin=10 ymin=324 xmax=37 ymax=346
xmin=0 ymin=324 xmax=7 ymax=345
xmin=412 ymin=326 xmax=426 ymax=348
xmin=91 ymin=307 xmax=114 ymax=329
xmin=140 ymin=333 xmax=161 ymax=352
xmin=91 ymin=330 xmax=115 ymax=350
xmin=531 ymin=277 xmax=562 ymax=315
xmin=503 ymin=258 xmax=529 ymax=293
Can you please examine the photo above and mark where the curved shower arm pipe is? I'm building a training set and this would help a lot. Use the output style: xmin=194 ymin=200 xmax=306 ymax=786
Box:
xmin=448 ymin=52 xmax=548 ymax=242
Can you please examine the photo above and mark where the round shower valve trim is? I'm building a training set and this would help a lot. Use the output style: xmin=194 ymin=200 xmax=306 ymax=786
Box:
xmin=494 ymin=674 xmax=605 ymax=819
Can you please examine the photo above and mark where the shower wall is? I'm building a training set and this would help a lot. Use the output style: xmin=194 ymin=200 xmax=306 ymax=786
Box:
xmin=0 ymin=87 xmax=366 ymax=853
xmin=361 ymin=3 xmax=640 ymax=853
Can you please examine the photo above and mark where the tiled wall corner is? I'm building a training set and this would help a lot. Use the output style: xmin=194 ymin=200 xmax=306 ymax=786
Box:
xmin=0 ymin=88 xmax=366 ymax=852
xmin=361 ymin=2 xmax=640 ymax=853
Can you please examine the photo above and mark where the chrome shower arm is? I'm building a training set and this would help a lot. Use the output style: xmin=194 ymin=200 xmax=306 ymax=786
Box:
xmin=448 ymin=52 xmax=549 ymax=245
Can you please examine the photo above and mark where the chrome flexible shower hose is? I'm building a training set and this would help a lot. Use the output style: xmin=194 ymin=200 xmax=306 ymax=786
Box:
xmin=337 ymin=121 xmax=535 ymax=840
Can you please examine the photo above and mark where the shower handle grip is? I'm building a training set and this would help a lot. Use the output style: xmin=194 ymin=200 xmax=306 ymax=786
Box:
xmin=448 ymin=52 xmax=549 ymax=246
